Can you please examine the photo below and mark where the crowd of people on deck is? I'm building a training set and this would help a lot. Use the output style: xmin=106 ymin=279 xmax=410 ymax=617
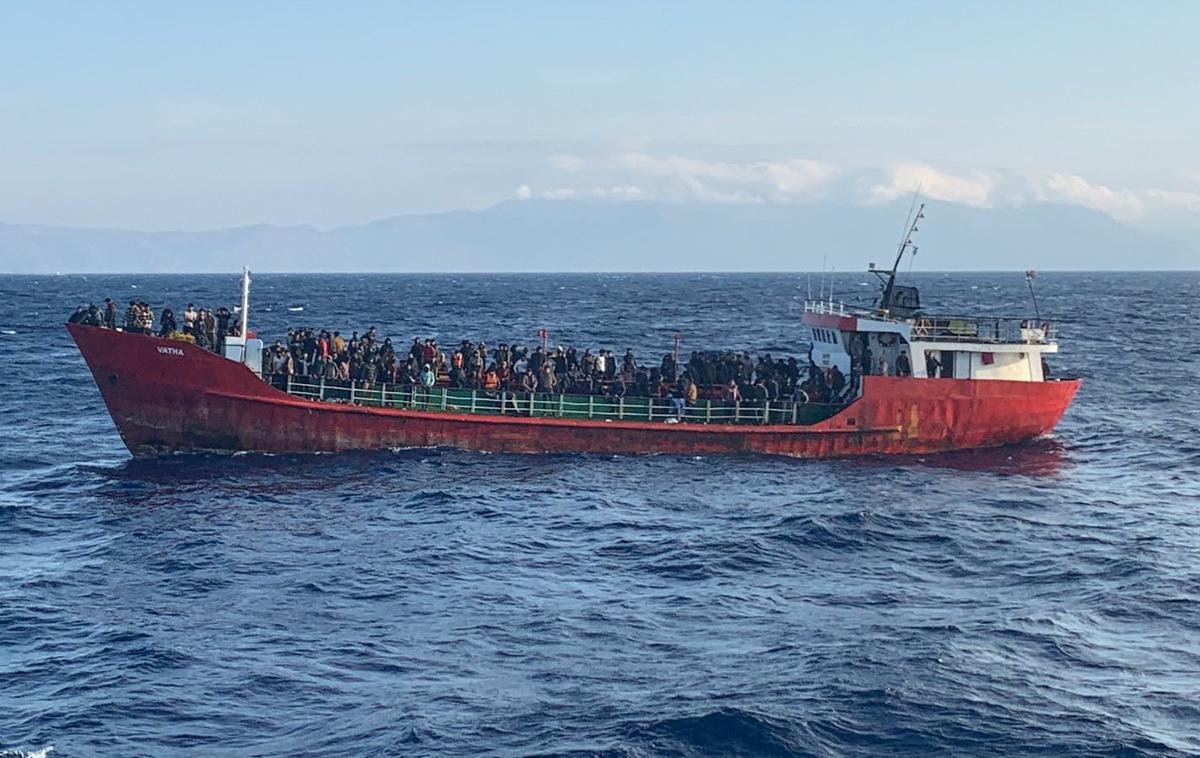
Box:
xmin=67 ymin=299 xmax=850 ymax=405
xmin=68 ymin=299 xmax=240 ymax=350
xmin=264 ymin=325 xmax=849 ymax=405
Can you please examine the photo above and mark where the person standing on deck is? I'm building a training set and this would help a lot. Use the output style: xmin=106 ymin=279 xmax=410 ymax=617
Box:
xmin=539 ymin=361 xmax=557 ymax=394
xmin=553 ymin=347 xmax=568 ymax=385
xmin=925 ymin=351 xmax=941 ymax=379
xmin=723 ymin=379 xmax=741 ymax=404
xmin=669 ymin=387 xmax=686 ymax=420
xmin=622 ymin=349 xmax=637 ymax=377
xmin=830 ymin=365 xmax=846 ymax=397
xmin=137 ymin=301 xmax=154 ymax=335
xmin=661 ymin=353 xmax=677 ymax=382
xmin=521 ymin=368 xmax=538 ymax=395
xmin=895 ymin=350 xmax=912 ymax=377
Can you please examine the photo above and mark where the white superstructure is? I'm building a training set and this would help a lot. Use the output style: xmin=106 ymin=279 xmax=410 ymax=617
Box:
xmin=804 ymin=299 xmax=1058 ymax=384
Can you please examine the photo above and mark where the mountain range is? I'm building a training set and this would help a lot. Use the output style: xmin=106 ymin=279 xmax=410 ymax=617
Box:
xmin=1 ymin=200 xmax=1195 ymax=273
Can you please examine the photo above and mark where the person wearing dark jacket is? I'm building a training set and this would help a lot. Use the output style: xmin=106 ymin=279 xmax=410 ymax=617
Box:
xmin=830 ymin=365 xmax=846 ymax=396
xmin=159 ymin=308 xmax=178 ymax=337
xmin=925 ymin=351 xmax=941 ymax=379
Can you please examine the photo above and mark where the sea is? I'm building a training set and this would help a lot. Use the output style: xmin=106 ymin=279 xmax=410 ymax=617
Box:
xmin=1 ymin=271 xmax=1198 ymax=757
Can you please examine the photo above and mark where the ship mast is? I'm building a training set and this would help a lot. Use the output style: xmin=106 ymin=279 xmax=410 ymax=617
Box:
xmin=873 ymin=201 xmax=924 ymax=313
xmin=239 ymin=266 xmax=251 ymax=342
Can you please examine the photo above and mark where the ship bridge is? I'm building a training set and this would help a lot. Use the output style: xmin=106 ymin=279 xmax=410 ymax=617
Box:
xmin=802 ymin=299 xmax=1059 ymax=383
xmin=800 ymin=200 xmax=1062 ymax=384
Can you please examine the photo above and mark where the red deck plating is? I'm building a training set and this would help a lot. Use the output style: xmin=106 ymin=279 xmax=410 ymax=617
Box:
xmin=68 ymin=324 xmax=1080 ymax=458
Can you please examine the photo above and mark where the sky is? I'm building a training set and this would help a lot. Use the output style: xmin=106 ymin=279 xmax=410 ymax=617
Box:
xmin=2 ymin=1 xmax=1199 ymax=243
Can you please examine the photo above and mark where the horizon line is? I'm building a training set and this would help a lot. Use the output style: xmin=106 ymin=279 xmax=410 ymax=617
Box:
xmin=4 ymin=269 xmax=1197 ymax=276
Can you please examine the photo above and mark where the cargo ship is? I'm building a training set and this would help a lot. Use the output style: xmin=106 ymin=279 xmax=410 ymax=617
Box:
xmin=67 ymin=209 xmax=1080 ymax=458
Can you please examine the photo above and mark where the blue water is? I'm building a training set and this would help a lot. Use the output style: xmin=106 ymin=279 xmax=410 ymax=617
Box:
xmin=2 ymin=272 xmax=1198 ymax=756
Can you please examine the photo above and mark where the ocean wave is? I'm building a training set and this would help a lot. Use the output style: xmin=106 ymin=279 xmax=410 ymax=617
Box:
xmin=3 ymin=272 xmax=1199 ymax=755
xmin=0 ymin=748 xmax=54 ymax=758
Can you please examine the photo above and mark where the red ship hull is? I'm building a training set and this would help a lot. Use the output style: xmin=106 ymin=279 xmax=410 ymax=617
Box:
xmin=68 ymin=324 xmax=1080 ymax=459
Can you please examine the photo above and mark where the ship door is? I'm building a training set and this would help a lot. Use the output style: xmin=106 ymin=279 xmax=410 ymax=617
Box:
xmin=940 ymin=350 xmax=955 ymax=379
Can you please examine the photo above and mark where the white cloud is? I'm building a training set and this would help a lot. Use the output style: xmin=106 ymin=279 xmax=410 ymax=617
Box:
xmin=678 ymin=175 xmax=765 ymax=204
xmin=513 ymin=184 xmax=650 ymax=201
xmin=1019 ymin=174 xmax=1200 ymax=222
xmin=537 ymin=151 xmax=1200 ymax=229
xmin=1028 ymin=172 xmax=1144 ymax=221
xmin=867 ymin=163 xmax=995 ymax=208
xmin=615 ymin=152 xmax=837 ymax=203
xmin=591 ymin=185 xmax=649 ymax=200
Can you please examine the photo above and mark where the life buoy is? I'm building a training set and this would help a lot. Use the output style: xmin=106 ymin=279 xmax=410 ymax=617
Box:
xmin=878 ymin=332 xmax=898 ymax=347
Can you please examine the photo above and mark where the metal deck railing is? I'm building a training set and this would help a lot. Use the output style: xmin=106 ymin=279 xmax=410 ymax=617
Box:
xmin=910 ymin=316 xmax=1056 ymax=344
xmin=804 ymin=299 xmax=1056 ymax=345
xmin=276 ymin=378 xmax=846 ymax=427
